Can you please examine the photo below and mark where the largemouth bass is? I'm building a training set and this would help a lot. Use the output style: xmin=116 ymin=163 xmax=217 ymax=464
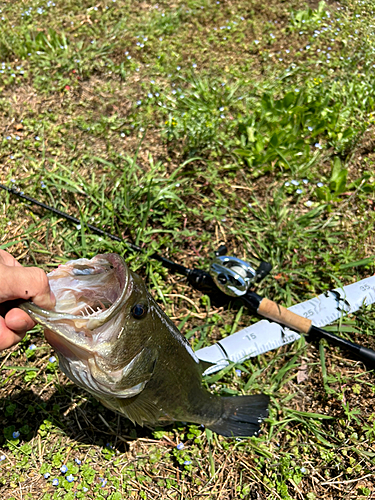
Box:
xmin=20 ymin=254 xmax=269 ymax=437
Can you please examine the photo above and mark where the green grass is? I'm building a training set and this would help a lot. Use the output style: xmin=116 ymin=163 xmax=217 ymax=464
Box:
xmin=1 ymin=0 xmax=375 ymax=498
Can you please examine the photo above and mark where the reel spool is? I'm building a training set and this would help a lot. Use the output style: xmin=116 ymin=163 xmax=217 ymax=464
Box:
xmin=210 ymin=255 xmax=257 ymax=297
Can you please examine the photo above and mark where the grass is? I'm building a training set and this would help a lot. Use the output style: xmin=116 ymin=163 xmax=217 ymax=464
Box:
xmin=1 ymin=0 xmax=375 ymax=498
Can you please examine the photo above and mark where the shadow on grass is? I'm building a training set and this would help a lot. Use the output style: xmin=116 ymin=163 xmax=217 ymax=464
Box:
xmin=0 ymin=384 xmax=173 ymax=453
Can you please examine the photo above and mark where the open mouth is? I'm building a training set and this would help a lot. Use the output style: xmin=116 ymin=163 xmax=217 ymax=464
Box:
xmin=19 ymin=254 xmax=130 ymax=331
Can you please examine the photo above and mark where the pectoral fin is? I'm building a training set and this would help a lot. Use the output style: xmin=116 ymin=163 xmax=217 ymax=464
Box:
xmin=88 ymin=347 xmax=158 ymax=398
xmin=115 ymin=347 xmax=158 ymax=395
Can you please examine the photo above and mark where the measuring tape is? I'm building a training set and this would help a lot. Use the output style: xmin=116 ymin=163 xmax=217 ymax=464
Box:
xmin=196 ymin=275 xmax=375 ymax=375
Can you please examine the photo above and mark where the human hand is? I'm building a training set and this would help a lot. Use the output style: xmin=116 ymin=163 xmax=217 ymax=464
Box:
xmin=0 ymin=249 xmax=55 ymax=351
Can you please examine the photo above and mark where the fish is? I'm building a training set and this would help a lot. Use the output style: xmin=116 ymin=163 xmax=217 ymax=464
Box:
xmin=19 ymin=253 xmax=269 ymax=437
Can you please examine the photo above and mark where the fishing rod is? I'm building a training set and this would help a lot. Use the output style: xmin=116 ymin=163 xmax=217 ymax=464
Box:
xmin=1 ymin=182 xmax=375 ymax=369
xmin=0 ymin=183 xmax=188 ymax=276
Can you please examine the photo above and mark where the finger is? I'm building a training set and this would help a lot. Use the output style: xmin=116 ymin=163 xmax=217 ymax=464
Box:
xmin=0 ymin=249 xmax=22 ymax=267
xmin=0 ymin=316 xmax=26 ymax=351
xmin=5 ymin=308 xmax=36 ymax=333
xmin=1 ymin=265 xmax=55 ymax=309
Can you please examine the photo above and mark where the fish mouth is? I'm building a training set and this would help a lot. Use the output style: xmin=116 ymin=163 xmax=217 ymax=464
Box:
xmin=19 ymin=254 xmax=131 ymax=354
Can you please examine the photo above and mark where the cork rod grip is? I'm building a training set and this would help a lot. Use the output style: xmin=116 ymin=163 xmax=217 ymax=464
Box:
xmin=257 ymin=298 xmax=312 ymax=334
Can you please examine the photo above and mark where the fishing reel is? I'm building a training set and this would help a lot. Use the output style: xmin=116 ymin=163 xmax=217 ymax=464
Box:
xmin=209 ymin=245 xmax=272 ymax=297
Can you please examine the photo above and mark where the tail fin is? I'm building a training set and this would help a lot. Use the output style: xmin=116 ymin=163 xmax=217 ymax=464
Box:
xmin=207 ymin=394 xmax=270 ymax=437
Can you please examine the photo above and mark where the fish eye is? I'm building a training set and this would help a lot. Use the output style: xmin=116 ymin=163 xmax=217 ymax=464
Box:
xmin=131 ymin=303 xmax=148 ymax=319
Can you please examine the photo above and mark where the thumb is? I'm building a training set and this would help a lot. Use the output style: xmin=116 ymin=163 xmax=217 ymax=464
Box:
xmin=1 ymin=265 xmax=55 ymax=310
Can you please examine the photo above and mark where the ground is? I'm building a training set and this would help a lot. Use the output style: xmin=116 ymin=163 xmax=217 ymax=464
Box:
xmin=0 ymin=0 xmax=375 ymax=499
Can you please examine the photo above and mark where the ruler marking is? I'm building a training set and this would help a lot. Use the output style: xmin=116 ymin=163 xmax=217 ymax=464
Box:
xmin=197 ymin=275 xmax=375 ymax=373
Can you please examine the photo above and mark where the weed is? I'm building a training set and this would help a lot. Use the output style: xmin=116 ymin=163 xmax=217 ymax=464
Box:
xmin=289 ymin=1 xmax=330 ymax=32
xmin=1 ymin=0 xmax=375 ymax=499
